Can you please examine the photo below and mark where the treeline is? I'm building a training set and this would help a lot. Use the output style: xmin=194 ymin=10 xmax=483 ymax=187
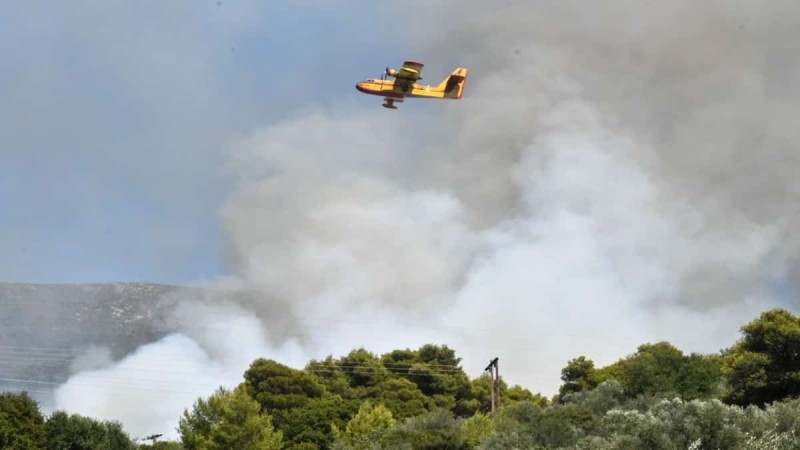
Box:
xmin=179 ymin=344 xmax=544 ymax=449
xmin=3 ymin=308 xmax=800 ymax=449
xmin=0 ymin=396 xmax=137 ymax=450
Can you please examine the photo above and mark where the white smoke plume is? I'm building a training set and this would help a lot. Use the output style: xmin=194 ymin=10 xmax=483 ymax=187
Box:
xmin=214 ymin=0 xmax=798 ymax=387
xmin=52 ymin=299 xmax=305 ymax=439
xmin=54 ymin=0 xmax=799 ymax=438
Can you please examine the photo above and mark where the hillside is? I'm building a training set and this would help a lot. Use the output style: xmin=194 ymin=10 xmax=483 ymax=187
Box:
xmin=0 ymin=282 xmax=182 ymax=391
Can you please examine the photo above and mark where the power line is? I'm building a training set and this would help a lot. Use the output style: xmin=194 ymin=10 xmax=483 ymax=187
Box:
xmin=0 ymin=386 xmax=50 ymax=395
xmin=0 ymin=347 xmax=563 ymax=385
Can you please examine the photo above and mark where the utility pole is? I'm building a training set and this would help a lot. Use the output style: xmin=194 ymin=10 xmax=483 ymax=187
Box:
xmin=484 ymin=357 xmax=500 ymax=413
xmin=494 ymin=358 xmax=501 ymax=410
xmin=144 ymin=434 xmax=162 ymax=445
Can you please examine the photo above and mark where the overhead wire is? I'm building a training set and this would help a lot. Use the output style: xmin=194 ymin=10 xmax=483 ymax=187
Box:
xmin=0 ymin=340 xmax=585 ymax=389
xmin=0 ymin=361 xmax=557 ymax=398
xmin=0 ymin=305 xmax=648 ymax=395
xmin=0 ymin=303 xmax=654 ymax=343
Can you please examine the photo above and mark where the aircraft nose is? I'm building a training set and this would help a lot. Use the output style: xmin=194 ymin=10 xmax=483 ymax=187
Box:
xmin=355 ymin=82 xmax=367 ymax=93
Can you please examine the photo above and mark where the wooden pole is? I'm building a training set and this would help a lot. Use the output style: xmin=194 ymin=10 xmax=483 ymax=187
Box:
xmin=485 ymin=357 xmax=499 ymax=413
xmin=489 ymin=370 xmax=496 ymax=413
xmin=494 ymin=359 xmax=501 ymax=410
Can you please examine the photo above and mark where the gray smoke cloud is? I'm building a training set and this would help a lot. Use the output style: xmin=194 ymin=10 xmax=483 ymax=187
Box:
xmin=216 ymin=0 xmax=799 ymax=385
xmin=400 ymin=0 xmax=800 ymax=290
xmin=53 ymin=296 xmax=307 ymax=439
xmin=54 ymin=0 xmax=800 ymax=438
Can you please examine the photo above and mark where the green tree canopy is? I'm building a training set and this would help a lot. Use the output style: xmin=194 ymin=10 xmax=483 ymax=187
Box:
xmin=455 ymin=376 xmax=543 ymax=417
xmin=333 ymin=401 xmax=396 ymax=450
xmin=480 ymin=401 xmax=596 ymax=450
xmin=376 ymin=345 xmax=471 ymax=407
xmin=178 ymin=386 xmax=282 ymax=450
xmin=614 ymin=342 xmax=689 ymax=397
xmin=380 ymin=409 xmax=468 ymax=450
xmin=307 ymin=344 xmax=496 ymax=419
xmin=0 ymin=392 xmax=46 ymax=450
xmin=561 ymin=342 xmax=721 ymax=400
xmin=45 ymin=410 xmax=134 ymax=450
xmin=243 ymin=359 xmax=325 ymax=426
xmin=335 ymin=349 xmax=390 ymax=389
xmin=366 ymin=378 xmax=431 ymax=419
xmin=723 ymin=308 xmax=800 ymax=406
xmin=460 ymin=412 xmax=492 ymax=448
xmin=307 ymin=349 xmax=390 ymax=399
xmin=559 ymin=356 xmax=600 ymax=397
xmin=281 ymin=396 xmax=358 ymax=449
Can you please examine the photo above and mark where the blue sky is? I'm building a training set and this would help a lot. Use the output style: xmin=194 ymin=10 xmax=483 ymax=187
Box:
xmin=0 ymin=1 xmax=406 ymax=284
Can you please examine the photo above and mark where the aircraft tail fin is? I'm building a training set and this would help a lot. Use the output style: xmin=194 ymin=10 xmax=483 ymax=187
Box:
xmin=435 ymin=68 xmax=468 ymax=99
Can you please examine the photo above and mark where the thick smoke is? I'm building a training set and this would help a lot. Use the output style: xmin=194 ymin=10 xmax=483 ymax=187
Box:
xmin=52 ymin=298 xmax=306 ymax=439
xmin=215 ymin=0 xmax=798 ymax=385
xmin=400 ymin=0 xmax=800 ymax=301
xmin=55 ymin=0 xmax=799 ymax=437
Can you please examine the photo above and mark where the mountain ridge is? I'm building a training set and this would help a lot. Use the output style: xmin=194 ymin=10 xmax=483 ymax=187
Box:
xmin=0 ymin=282 xmax=185 ymax=395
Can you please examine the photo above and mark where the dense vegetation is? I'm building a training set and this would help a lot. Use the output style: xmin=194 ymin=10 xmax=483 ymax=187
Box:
xmin=0 ymin=392 xmax=136 ymax=450
xmin=3 ymin=308 xmax=800 ymax=449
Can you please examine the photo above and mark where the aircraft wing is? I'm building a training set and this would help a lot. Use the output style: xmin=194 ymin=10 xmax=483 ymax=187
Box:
xmin=396 ymin=60 xmax=424 ymax=81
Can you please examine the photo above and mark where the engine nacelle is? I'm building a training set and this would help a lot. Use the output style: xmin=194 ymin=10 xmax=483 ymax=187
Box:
xmin=386 ymin=68 xmax=399 ymax=77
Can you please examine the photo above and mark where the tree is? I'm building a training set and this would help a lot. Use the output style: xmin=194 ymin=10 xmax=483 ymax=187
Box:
xmin=380 ymin=345 xmax=470 ymax=404
xmin=560 ymin=380 xmax=626 ymax=415
xmin=380 ymin=409 xmax=467 ymax=450
xmin=460 ymin=412 xmax=492 ymax=448
xmin=505 ymin=384 xmax=547 ymax=407
xmin=479 ymin=400 xmax=590 ymax=450
xmin=573 ymin=342 xmax=721 ymax=400
xmin=417 ymin=345 xmax=461 ymax=368
xmin=45 ymin=411 xmax=135 ymax=450
xmin=675 ymin=353 xmax=722 ymax=399
xmin=308 ymin=350 xmax=397 ymax=403
xmin=0 ymin=392 xmax=46 ymax=450
xmin=243 ymin=359 xmax=325 ymax=428
xmin=559 ymin=356 xmax=600 ymax=397
xmin=305 ymin=356 xmax=353 ymax=398
xmin=367 ymin=378 xmax=431 ymax=419
xmin=243 ymin=357 xmax=372 ymax=448
xmin=333 ymin=402 xmax=395 ymax=450
xmin=454 ymin=377 xmax=491 ymax=416
xmin=723 ymin=308 xmax=800 ymax=406
xmin=179 ymin=386 xmax=282 ymax=450
xmin=616 ymin=342 xmax=687 ymax=397
xmin=455 ymin=376 xmax=544 ymax=417
xmin=335 ymin=349 xmax=390 ymax=389
xmin=281 ymin=395 xmax=358 ymax=449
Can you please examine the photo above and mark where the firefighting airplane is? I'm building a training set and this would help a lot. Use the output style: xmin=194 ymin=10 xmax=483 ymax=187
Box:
xmin=356 ymin=61 xmax=468 ymax=109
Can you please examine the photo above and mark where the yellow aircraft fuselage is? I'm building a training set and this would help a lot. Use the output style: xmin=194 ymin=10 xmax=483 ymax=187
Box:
xmin=355 ymin=78 xmax=461 ymax=99
xmin=356 ymin=65 xmax=468 ymax=108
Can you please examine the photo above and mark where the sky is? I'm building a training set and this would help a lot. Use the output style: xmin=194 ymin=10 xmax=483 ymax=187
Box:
xmin=3 ymin=0 xmax=800 ymax=440
xmin=0 ymin=1 xmax=401 ymax=283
